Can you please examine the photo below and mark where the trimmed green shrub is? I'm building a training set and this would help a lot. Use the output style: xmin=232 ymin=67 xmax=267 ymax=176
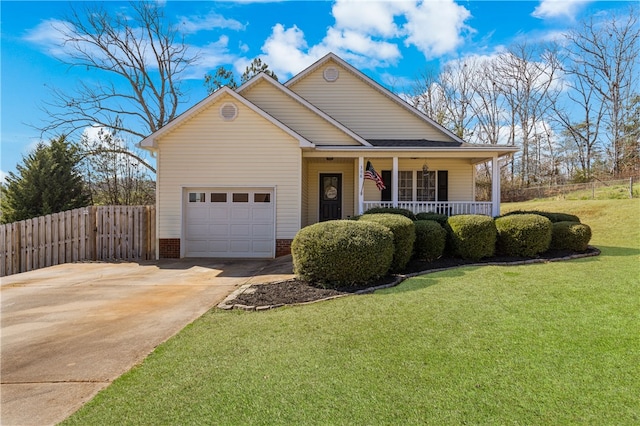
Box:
xmin=502 ymin=210 xmax=580 ymax=223
xmin=413 ymin=220 xmax=447 ymax=261
xmin=495 ymin=214 xmax=552 ymax=257
xmin=363 ymin=207 xmax=417 ymax=221
xmin=551 ymin=221 xmax=592 ymax=252
xmin=292 ymin=220 xmax=393 ymax=288
xmin=415 ymin=212 xmax=449 ymax=226
xmin=446 ymin=215 xmax=497 ymax=260
xmin=359 ymin=213 xmax=416 ymax=272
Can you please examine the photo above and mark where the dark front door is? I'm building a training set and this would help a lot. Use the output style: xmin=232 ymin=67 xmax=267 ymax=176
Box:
xmin=319 ymin=173 xmax=342 ymax=221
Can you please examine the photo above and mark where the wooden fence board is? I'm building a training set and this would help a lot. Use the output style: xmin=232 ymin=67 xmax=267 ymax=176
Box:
xmin=0 ymin=205 xmax=156 ymax=277
xmin=0 ymin=224 xmax=6 ymax=276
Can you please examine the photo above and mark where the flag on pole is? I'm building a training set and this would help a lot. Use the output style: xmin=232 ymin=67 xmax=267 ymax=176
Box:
xmin=364 ymin=161 xmax=386 ymax=191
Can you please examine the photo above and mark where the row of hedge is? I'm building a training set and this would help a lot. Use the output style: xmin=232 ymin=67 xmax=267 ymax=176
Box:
xmin=292 ymin=209 xmax=592 ymax=288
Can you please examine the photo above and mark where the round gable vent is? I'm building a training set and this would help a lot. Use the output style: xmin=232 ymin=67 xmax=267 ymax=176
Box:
xmin=220 ymin=102 xmax=238 ymax=121
xmin=323 ymin=66 xmax=339 ymax=82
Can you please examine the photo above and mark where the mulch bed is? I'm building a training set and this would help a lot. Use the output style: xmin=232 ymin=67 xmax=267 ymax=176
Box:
xmin=223 ymin=247 xmax=600 ymax=309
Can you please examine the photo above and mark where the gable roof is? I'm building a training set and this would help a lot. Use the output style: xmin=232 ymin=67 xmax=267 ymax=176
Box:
xmin=138 ymin=86 xmax=314 ymax=150
xmin=237 ymin=73 xmax=372 ymax=147
xmin=285 ymin=53 xmax=465 ymax=145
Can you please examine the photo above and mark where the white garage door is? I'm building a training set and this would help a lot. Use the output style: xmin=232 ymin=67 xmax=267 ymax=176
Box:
xmin=184 ymin=188 xmax=275 ymax=258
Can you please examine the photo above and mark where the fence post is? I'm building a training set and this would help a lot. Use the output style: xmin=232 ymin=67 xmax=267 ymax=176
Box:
xmin=630 ymin=177 xmax=634 ymax=199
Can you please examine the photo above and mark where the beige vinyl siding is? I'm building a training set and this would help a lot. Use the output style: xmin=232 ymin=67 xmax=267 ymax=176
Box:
xmin=304 ymin=159 xmax=355 ymax=225
xmin=243 ymin=81 xmax=359 ymax=146
xmin=289 ymin=60 xmax=456 ymax=141
xmin=156 ymin=93 xmax=301 ymax=241
xmin=362 ymin=159 xmax=473 ymax=202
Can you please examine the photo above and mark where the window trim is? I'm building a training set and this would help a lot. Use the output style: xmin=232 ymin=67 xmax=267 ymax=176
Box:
xmin=391 ymin=170 xmax=441 ymax=202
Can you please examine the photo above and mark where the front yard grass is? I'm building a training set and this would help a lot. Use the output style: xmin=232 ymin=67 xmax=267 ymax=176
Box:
xmin=64 ymin=199 xmax=639 ymax=425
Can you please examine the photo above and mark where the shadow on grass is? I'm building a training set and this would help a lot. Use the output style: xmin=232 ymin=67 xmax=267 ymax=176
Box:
xmin=379 ymin=266 xmax=482 ymax=294
xmin=595 ymin=246 xmax=640 ymax=257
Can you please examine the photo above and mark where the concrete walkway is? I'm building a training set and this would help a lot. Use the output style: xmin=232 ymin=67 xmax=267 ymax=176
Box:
xmin=1 ymin=257 xmax=294 ymax=426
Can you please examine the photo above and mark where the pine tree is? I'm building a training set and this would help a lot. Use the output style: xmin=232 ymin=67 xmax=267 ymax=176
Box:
xmin=1 ymin=136 xmax=90 ymax=223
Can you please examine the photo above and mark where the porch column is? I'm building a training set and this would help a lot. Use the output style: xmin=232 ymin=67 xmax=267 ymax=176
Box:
xmin=392 ymin=157 xmax=398 ymax=208
xmin=358 ymin=156 xmax=364 ymax=215
xmin=492 ymin=156 xmax=500 ymax=216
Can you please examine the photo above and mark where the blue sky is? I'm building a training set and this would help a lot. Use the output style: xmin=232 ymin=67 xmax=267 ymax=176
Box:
xmin=0 ymin=0 xmax=633 ymax=179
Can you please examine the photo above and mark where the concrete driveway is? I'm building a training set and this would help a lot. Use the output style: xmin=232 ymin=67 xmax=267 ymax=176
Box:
xmin=1 ymin=257 xmax=294 ymax=426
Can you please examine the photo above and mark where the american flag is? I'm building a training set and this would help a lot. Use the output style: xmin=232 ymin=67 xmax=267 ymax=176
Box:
xmin=364 ymin=161 xmax=386 ymax=191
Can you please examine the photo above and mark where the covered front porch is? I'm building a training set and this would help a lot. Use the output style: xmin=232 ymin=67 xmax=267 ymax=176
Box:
xmin=354 ymin=155 xmax=501 ymax=217
xmin=301 ymin=145 xmax=516 ymax=227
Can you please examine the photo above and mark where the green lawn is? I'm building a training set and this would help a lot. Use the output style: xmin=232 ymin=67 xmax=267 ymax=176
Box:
xmin=64 ymin=199 xmax=640 ymax=425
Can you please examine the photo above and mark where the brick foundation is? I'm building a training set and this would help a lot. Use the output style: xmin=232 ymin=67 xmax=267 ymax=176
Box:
xmin=276 ymin=239 xmax=293 ymax=257
xmin=159 ymin=238 xmax=181 ymax=258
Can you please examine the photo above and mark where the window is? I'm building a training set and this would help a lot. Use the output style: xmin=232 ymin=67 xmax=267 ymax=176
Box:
xmin=417 ymin=171 xmax=436 ymax=201
xmin=211 ymin=193 xmax=227 ymax=202
xmin=233 ymin=193 xmax=249 ymax=203
xmin=254 ymin=193 xmax=271 ymax=203
xmin=398 ymin=171 xmax=413 ymax=201
xmin=189 ymin=192 xmax=205 ymax=202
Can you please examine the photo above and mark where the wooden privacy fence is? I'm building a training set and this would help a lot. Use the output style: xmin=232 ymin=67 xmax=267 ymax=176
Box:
xmin=0 ymin=205 xmax=156 ymax=277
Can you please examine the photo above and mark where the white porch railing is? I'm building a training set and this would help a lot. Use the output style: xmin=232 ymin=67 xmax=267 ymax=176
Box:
xmin=362 ymin=201 xmax=494 ymax=216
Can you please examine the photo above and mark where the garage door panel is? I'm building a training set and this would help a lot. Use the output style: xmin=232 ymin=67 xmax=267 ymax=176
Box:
xmin=210 ymin=224 xmax=229 ymax=237
xmin=231 ymin=207 xmax=251 ymax=221
xmin=252 ymin=240 xmax=272 ymax=253
xmin=210 ymin=206 xmax=230 ymax=220
xmin=252 ymin=224 xmax=272 ymax=237
xmin=185 ymin=188 xmax=275 ymax=258
xmin=187 ymin=240 xmax=209 ymax=252
xmin=187 ymin=208 xmax=208 ymax=222
xmin=186 ymin=224 xmax=210 ymax=239
xmin=229 ymin=240 xmax=251 ymax=253
xmin=230 ymin=224 xmax=251 ymax=237
xmin=251 ymin=208 xmax=273 ymax=221
xmin=210 ymin=240 xmax=230 ymax=253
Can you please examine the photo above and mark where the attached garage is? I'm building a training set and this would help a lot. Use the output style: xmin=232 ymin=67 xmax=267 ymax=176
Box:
xmin=184 ymin=188 xmax=275 ymax=258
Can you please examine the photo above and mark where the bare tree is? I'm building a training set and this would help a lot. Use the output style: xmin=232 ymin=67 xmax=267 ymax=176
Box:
xmin=468 ymin=57 xmax=506 ymax=146
xmin=408 ymin=68 xmax=448 ymax=126
xmin=81 ymin=127 xmax=155 ymax=205
xmin=493 ymin=43 xmax=562 ymax=185
xmin=438 ymin=58 xmax=478 ymax=140
xmin=564 ymin=7 xmax=640 ymax=175
xmin=39 ymin=1 xmax=198 ymax=172
xmin=553 ymin=69 xmax=605 ymax=180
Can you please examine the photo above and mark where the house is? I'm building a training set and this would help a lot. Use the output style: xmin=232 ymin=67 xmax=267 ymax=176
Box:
xmin=139 ymin=53 xmax=518 ymax=259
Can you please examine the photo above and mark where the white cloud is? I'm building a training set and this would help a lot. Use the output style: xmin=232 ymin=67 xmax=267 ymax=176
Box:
xmin=260 ymin=24 xmax=323 ymax=77
xmin=177 ymin=11 xmax=245 ymax=34
xmin=532 ymin=0 xmax=593 ymax=20
xmin=0 ymin=170 xmax=8 ymax=184
xmin=402 ymin=0 xmax=472 ymax=58
xmin=23 ymin=19 xmax=73 ymax=57
xmin=185 ymin=35 xmax=240 ymax=79
xmin=322 ymin=27 xmax=401 ymax=63
xmin=258 ymin=0 xmax=473 ymax=78
xmin=331 ymin=0 xmax=403 ymax=38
